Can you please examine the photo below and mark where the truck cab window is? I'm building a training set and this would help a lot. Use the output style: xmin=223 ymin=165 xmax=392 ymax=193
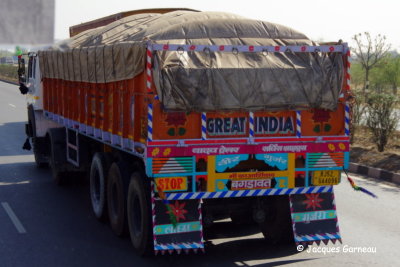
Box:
xmin=28 ymin=56 xmax=34 ymax=78
xmin=32 ymin=57 xmax=36 ymax=79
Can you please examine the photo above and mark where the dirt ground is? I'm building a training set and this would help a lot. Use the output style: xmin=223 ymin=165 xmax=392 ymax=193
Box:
xmin=350 ymin=126 xmax=400 ymax=173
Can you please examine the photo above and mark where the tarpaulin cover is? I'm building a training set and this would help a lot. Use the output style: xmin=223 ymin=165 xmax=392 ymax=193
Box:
xmin=38 ymin=11 xmax=344 ymax=112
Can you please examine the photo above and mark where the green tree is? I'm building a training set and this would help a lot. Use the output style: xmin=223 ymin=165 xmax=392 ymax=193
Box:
xmin=370 ymin=60 xmax=387 ymax=93
xmin=352 ymin=32 xmax=391 ymax=95
xmin=382 ymin=55 xmax=400 ymax=95
xmin=0 ymin=50 xmax=13 ymax=58
xmin=350 ymin=62 xmax=365 ymax=90
xmin=350 ymin=89 xmax=367 ymax=144
xmin=366 ymin=93 xmax=399 ymax=152
xmin=369 ymin=53 xmax=400 ymax=95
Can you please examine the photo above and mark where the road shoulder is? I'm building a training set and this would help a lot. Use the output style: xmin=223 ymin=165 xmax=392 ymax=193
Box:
xmin=349 ymin=162 xmax=400 ymax=185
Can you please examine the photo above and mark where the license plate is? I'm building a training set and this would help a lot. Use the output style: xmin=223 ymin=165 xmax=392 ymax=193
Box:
xmin=312 ymin=170 xmax=340 ymax=185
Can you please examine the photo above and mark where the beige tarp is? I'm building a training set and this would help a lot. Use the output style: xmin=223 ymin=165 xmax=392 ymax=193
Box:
xmin=38 ymin=11 xmax=344 ymax=112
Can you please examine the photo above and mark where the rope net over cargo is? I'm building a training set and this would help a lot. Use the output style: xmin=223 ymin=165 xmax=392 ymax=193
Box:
xmin=38 ymin=10 xmax=345 ymax=112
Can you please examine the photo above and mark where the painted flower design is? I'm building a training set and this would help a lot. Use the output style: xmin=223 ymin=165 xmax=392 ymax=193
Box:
xmin=165 ymin=112 xmax=187 ymax=137
xmin=166 ymin=201 xmax=188 ymax=222
xmin=312 ymin=109 xmax=331 ymax=123
xmin=165 ymin=112 xmax=186 ymax=127
xmin=302 ymin=193 xmax=324 ymax=210
xmin=312 ymin=109 xmax=332 ymax=133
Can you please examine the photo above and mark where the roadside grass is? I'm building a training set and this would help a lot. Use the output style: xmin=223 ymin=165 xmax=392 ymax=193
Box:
xmin=0 ymin=64 xmax=18 ymax=83
xmin=350 ymin=125 xmax=400 ymax=173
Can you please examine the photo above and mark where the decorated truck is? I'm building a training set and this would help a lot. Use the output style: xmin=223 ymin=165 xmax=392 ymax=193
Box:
xmin=20 ymin=9 xmax=352 ymax=255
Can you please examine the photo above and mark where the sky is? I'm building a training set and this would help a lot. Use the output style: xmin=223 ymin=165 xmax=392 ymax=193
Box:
xmin=55 ymin=0 xmax=400 ymax=51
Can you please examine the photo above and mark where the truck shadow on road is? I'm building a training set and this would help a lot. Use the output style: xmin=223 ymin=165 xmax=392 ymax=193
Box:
xmin=150 ymin=237 xmax=318 ymax=267
xmin=0 ymin=121 xmax=32 ymax=157
xmin=0 ymin=161 xmax=318 ymax=266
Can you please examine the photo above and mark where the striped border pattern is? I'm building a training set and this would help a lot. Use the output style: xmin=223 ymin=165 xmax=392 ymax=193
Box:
xmin=151 ymin=44 xmax=346 ymax=53
xmin=201 ymin=112 xmax=207 ymax=140
xmin=146 ymin=48 xmax=152 ymax=93
xmin=349 ymin=162 xmax=400 ymax=185
xmin=249 ymin=111 xmax=255 ymax=138
xmin=296 ymin=111 xmax=301 ymax=138
xmin=165 ymin=186 xmax=332 ymax=201
xmin=146 ymin=46 xmax=154 ymax=142
xmin=289 ymin=192 xmax=297 ymax=243
xmin=344 ymin=46 xmax=351 ymax=137
xmin=154 ymin=242 xmax=204 ymax=255
xmin=294 ymin=233 xmax=341 ymax=243
xmin=147 ymin=103 xmax=153 ymax=142
xmin=198 ymin=200 xmax=204 ymax=245
xmin=151 ymin=182 xmax=157 ymax=253
xmin=331 ymin=189 xmax=341 ymax=236
xmin=345 ymin=103 xmax=350 ymax=136
xmin=345 ymin=48 xmax=351 ymax=91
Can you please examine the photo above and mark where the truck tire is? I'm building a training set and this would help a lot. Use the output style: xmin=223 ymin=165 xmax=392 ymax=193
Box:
xmin=259 ymin=195 xmax=294 ymax=245
xmin=33 ymin=137 xmax=49 ymax=168
xmin=230 ymin=210 xmax=254 ymax=225
xmin=90 ymin=152 xmax=112 ymax=221
xmin=127 ymin=171 xmax=153 ymax=256
xmin=107 ymin=161 xmax=130 ymax=236
xmin=48 ymin=128 xmax=68 ymax=186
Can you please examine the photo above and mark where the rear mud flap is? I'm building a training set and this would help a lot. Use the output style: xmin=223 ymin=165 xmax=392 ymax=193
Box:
xmin=152 ymin=192 xmax=204 ymax=255
xmin=289 ymin=190 xmax=342 ymax=246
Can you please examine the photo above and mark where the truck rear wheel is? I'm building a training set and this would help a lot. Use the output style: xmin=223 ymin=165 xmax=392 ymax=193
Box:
xmin=259 ymin=195 xmax=294 ymax=245
xmin=127 ymin=171 xmax=153 ymax=256
xmin=33 ymin=137 xmax=49 ymax=168
xmin=107 ymin=161 xmax=130 ymax=236
xmin=230 ymin=210 xmax=255 ymax=225
xmin=48 ymin=128 xmax=68 ymax=186
xmin=90 ymin=152 xmax=112 ymax=221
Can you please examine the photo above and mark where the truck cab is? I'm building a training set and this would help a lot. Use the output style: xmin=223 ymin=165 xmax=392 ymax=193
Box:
xmin=26 ymin=53 xmax=43 ymax=110
xmin=21 ymin=52 xmax=59 ymax=166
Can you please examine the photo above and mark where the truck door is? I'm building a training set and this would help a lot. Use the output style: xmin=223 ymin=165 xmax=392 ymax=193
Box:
xmin=26 ymin=53 xmax=43 ymax=110
xmin=27 ymin=54 xmax=36 ymax=94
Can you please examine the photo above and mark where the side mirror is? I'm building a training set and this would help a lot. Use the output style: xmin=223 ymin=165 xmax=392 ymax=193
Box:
xmin=17 ymin=57 xmax=26 ymax=83
xmin=19 ymin=82 xmax=28 ymax=95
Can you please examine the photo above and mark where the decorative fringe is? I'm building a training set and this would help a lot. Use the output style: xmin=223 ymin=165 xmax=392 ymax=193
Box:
xmin=343 ymin=168 xmax=378 ymax=198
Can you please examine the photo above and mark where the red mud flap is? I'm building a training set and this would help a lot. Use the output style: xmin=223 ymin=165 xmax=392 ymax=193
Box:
xmin=152 ymin=198 xmax=205 ymax=255
xmin=289 ymin=191 xmax=342 ymax=246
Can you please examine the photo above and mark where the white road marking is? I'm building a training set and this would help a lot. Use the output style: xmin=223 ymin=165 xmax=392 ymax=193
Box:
xmin=8 ymin=103 xmax=16 ymax=108
xmin=0 ymin=180 xmax=30 ymax=186
xmin=1 ymin=202 xmax=27 ymax=234
xmin=0 ymin=155 xmax=34 ymax=164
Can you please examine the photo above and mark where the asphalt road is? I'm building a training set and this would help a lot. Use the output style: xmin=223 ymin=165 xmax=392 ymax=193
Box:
xmin=0 ymin=80 xmax=399 ymax=267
